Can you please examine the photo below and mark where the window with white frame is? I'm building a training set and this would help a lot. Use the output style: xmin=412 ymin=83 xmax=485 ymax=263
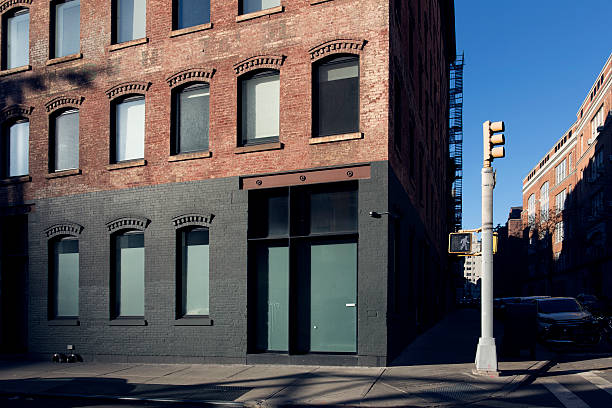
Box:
xmin=555 ymin=189 xmax=566 ymax=214
xmin=3 ymin=119 xmax=29 ymax=177
xmin=3 ymin=8 xmax=29 ymax=70
xmin=528 ymin=194 xmax=536 ymax=225
xmin=51 ymin=109 xmax=79 ymax=172
xmin=555 ymin=222 xmax=564 ymax=243
xmin=555 ymin=159 xmax=566 ymax=184
xmin=591 ymin=105 xmax=605 ymax=139
xmin=113 ymin=96 xmax=145 ymax=162
xmin=540 ymin=182 xmax=549 ymax=222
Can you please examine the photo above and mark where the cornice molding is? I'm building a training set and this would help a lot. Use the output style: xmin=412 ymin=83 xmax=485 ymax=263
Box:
xmin=0 ymin=104 xmax=33 ymax=122
xmin=105 ymin=81 xmax=151 ymax=100
xmin=233 ymin=55 xmax=285 ymax=75
xmin=45 ymin=95 xmax=84 ymax=113
xmin=0 ymin=0 xmax=31 ymax=15
xmin=166 ymin=68 xmax=215 ymax=88
xmin=309 ymin=39 xmax=367 ymax=62
xmin=171 ymin=213 xmax=215 ymax=229
xmin=106 ymin=217 xmax=150 ymax=234
xmin=44 ymin=223 xmax=84 ymax=239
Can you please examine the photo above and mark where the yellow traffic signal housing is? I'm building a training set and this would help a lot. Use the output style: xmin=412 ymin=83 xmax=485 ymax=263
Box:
xmin=448 ymin=232 xmax=473 ymax=254
xmin=493 ymin=232 xmax=498 ymax=254
xmin=483 ymin=120 xmax=506 ymax=167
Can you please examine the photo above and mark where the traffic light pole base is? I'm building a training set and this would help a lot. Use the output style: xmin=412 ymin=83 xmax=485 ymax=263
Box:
xmin=475 ymin=336 xmax=499 ymax=375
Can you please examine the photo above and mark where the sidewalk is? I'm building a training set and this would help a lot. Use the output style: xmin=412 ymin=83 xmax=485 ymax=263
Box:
xmin=0 ymin=309 xmax=549 ymax=407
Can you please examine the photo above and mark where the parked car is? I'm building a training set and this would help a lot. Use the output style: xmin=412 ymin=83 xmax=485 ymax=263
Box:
xmin=576 ymin=294 xmax=604 ymax=315
xmin=533 ymin=297 xmax=600 ymax=345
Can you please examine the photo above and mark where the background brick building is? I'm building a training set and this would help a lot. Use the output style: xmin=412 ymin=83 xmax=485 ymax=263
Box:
xmin=521 ymin=53 xmax=611 ymax=299
xmin=0 ymin=0 xmax=455 ymax=366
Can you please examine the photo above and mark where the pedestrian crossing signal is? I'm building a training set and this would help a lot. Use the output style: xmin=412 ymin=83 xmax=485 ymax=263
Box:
xmin=448 ymin=232 xmax=473 ymax=254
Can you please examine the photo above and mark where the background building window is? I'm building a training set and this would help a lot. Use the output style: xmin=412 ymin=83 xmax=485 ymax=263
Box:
xmin=50 ymin=237 xmax=79 ymax=318
xmin=240 ymin=70 xmax=279 ymax=146
xmin=112 ymin=231 xmax=144 ymax=318
xmin=52 ymin=0 xmax=80 ymax=58
xmin=314 ymin=55 xmax=359 ymax=137
xmin=174 ymin=0 xmax=210 ymax=29
xmin=555 ymin=190 xmax=566 ymax=214
xmin=51 ymin=109 xmax=79 ymax=172
xmin=555 ymin=221 xmax=564 ymax=243
xmin=3 ymin=120 xmax=29 ymax=177
xmin=115 ymin=0 xmax=146 ymax=43
xmin=539 ymin=182 xmax=549 ymax=221
xmin=555 ymin=159 xmax=566 ymax=184
xmin=3 ymin=8 xmax=29 ymax=69
xmin=240 ymin=0 xmax=280 ymax=15
xmin=113 ymin=96 xmax=145 ymax=162
xmin=527 ymin=194 xmax=536 ymax=225
xmin=173 ymin=83 xmax=209 ymax=154
xmin=178 ymin=228 xmax=209 ymax=317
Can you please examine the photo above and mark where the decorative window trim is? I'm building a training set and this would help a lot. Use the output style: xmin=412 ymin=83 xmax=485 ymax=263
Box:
xmin=106 ymin=216 xmax=150 ymax=234
xmin=45 ymin=95 xmax=84 ymax=114
xmin=233 ymin=55 xmax=285 ymax=76
xmin=44 ymin=222 xmax=84 ymax=239
xmin=0 ymin=104 xmax=33 ymax=122
xmin=0 ymin=0 xmax=31 ymax=15
xmin=172 ymin=213 xmax=215 ymax=230
xmin=105 ymin=82 xmax=152 ymax=100
xmin=166 ymin=68 xmax=215 ymax=89
xmin=308 ymin=39 xmax=367 ymax=62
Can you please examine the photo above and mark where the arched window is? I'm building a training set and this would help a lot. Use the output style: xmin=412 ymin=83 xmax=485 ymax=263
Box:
xmin=2 ymin=7 xmax=29 ymax=70
xmin=2 ymin=118 xmax=29 ymax=178
xmin=113 ymin=0 xmax=146 ymax=44
xmin=239 ymin=69 xmax=280 ymax=146
xmin=50 ymin=109 xmax=79 ymax=172
xmin=112 ymin=230 xmax=145 ymax=318
xmin=172 ymin=83 xmax=210 ymax=155
xmin=111 ymin=95 xmax=145 ymax=163
xmin=177 ymin=227 xmax=210 ymax=318
xmin=51 ymin=0 xmax=80 ymax=59
xmin=313 ymin=55 xmax=359 ymax=137
xmin=49 ymin=236 xmax=79 ymax=319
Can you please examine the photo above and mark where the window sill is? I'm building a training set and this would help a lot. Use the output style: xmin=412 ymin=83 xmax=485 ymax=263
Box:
xmin=236 ymin=5 xmax=284 ymax=22
xmin=0 ymin=175 xmax=31 ymax=185
xmin=311 ymin=0 xmax=333 ymax=4
xmin=109 ymin=37 xmax=149 ymax=52
xmin=170 ymin=23 xmax=213 ymax=38
xmin=106 ymin=159 xmax=147 ymax=171
xmin=109 ymin=318 xmax=147 ymax=326
xmin=46 ymin=53 xmax=83 ymax=66
xmin=234 ymin=142 xmax=283 ymax=154
xmin=0 ymin=65 xmax=31 ymax=77
xmin=49 ymin=319 xmax=80 ymax=326
xmin=168 ymin=150 xmax=212 ymax=162
xmin=46 ymin=169 xmax=82 ymax=179
xmin=309 ymin=132 xmax=363 ymax=144
xmin=174 ymin=317 xmax=213 ymax=326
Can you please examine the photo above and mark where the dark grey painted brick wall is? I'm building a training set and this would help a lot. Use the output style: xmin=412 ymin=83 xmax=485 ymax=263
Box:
xmin=26 ymin=162 xmax=392 ymax=365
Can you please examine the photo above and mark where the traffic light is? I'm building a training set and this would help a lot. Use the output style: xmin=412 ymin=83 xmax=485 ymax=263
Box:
xmin=448 ymin=232 xmax=473 ymax=254
xmin=483 ymin=120 xmax=505 ymax=167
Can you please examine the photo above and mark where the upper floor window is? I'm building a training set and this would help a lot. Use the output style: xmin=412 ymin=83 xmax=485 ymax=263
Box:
xmin=555 ymin=189 xmax=566 ymax=214
xmin=591 ymin=105 xmax=605 ymax=139
xmin=172 ymin=83 xmax=209 ymax=154
xmin=114 ymin=0 xmax=146 ymax=44
xmin=555 ymin=222 xmax=564 ymax=243
xmin=240 ymin=0 xmax=280 ymax=15
xmin=52 ymin=0 xmax=80 ymax=58
xmin=177 ymin=227 xmax=210 ymax=318
xmin=314 ymin=55 xmax=359 ymax=137
xmin=3 ymin=8 xmax=29 ymax=69
xmin=527 ymin=194 xmax=536 ymax=225
xmin=174 ymin=0 xmax=210 ymax=30
xmin=51 ymin=110 xmax=79 ymax=172
xmin=112 ymin=231 xmax=145 ymax=318
xmin=112 ymin=96 xmax=145 ymax=162
xmin=50 ymin=237 xmax=79 ymax=319
xmin=555 ymin=159 xmax=566 ymax=184
xmin=239 ymin=70 xmax=279 ymax=146
xmin=539 ymin=182 xmax=549 ymax=221
xmin=2 ymin=119 xmax=29 ymax=178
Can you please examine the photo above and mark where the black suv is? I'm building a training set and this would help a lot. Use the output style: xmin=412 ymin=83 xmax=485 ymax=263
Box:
xmin=534 ymin=297 xmax=600 ymax=345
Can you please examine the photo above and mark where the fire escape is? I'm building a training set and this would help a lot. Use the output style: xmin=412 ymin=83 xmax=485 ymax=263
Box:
xmin=449 ymin=53 xmax=464 ymax=232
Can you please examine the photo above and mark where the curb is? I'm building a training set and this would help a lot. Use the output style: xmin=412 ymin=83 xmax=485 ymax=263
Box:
xmin=490 ymin=359 xmax=555 ymax=399
xmin=0 ymin=391 xmax=246 ymax=407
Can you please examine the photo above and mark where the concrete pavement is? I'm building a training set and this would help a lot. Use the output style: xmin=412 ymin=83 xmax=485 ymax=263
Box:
xmin=0 ymin=309 xmax=550 ymax=407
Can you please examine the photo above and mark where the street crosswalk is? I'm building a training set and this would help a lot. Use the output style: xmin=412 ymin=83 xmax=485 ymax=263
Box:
xmin=538 ymin=370 xmax=612 ymax=408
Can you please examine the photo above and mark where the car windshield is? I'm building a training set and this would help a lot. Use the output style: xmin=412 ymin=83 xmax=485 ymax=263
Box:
xmin=538 ymin=299 xmax=582 ymax=314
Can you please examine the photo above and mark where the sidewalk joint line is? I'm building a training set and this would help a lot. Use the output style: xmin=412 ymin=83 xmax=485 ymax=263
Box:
xmin=362 ymin=368 xmax=386 ymax=398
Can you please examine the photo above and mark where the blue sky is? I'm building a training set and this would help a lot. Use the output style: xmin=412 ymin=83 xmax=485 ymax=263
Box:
xmin=454 ymin=1 xmax=612 ymax=229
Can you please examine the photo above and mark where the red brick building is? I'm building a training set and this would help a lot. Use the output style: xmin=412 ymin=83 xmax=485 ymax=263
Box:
xmin=522 ymin=53 xmax=612 ymax=298
xmin=0 ymin=0 xmax=455 ymax=365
